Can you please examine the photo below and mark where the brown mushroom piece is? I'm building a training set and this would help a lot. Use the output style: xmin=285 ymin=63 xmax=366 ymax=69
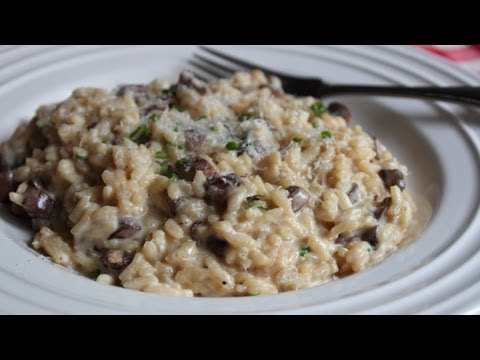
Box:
xmin=100 ymin=250 xmax=134 ymax=271
xmin=169 ymin=196 xmax=189 ymax=217
xmin=191 ymin=221 xmax=229 ymax=258
xmin=0 ymin=170 xmax=15 ymax=203
xmin=378 ymin=169 xmax=406 ymax=191
xmin=205 ymin=173 xmax=243 ymax=212
xmin=117 ymin=84 xmax=147 ymax=97
xmin=184 ymin=129 xmax=206 ymax=152
xmin=109 ymin=218 xmax=142 ymax=239
xmin=373 ymin=197 xmax=392 ymax=220
xmin=176 ymin=156 xmax=217 ymax=182
xmin=286 ymin=186 xmax=310 ymax=212
xmin=347 ymin=183 xmax=360 ymax=205
xmin=335 ymin=226 xmax=379 ymax=250
xmin=178 ymin=71 xmax=208 ymax=95
xmin=21 ymin=177 xmax=54 ymax=219
xmin=328 ymin=102 xmax=352 ymax=123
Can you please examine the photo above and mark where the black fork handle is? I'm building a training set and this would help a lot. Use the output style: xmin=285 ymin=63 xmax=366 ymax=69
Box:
xmin=319 ymin=86 xmax=480 ymax=106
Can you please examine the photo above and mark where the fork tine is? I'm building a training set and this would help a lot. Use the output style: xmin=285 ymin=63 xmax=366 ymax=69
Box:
xmin=190 ymin=71 xmax=209 ymax=83
xmin=188 ymin=60 xmax=225 ymax=79
xmin=193 ymin=54 xmax=238 ymax=76
xmin=199 ymin=46 xmax=258 ymax=71
xmin=199 ymin=46 xmax=296 ymax=82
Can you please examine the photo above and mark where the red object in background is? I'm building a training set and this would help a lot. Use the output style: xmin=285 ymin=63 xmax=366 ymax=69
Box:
xmin=417 ymin=45 xmax=480 ymax=76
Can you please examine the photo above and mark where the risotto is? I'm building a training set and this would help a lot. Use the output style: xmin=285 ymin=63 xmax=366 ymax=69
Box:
xmin=0 ymin=70 xmax=417 ymax=297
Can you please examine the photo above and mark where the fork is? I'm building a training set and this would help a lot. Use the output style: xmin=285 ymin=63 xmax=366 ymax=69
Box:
xmin=189 ymin=46 xmax=480 ymax=107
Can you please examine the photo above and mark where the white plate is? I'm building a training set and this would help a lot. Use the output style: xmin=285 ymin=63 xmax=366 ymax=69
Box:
xmin=1 ymin=45 xmax=480 ymax=314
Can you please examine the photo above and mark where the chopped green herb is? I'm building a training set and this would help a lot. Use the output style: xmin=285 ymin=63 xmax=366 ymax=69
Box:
xmin=37 ymin=123 xmax=50 ymax=130
xmin=224 ymin=124 xmax=231 ymax=131
xmin=209 ymin=126 xmax=218 ymax=132
xmin=129 ymin=124 xmax=151 ymax=144
xmin=226 ymin=141 xmax=239 ymax=151
xmin=168 ymin=173 xmax=178 ymax=184
xmin=173 ymin=126 xmax=179 ymax=132
xmin=75 ymin=154 xmax=88 ymax=161
xmin=246 ymin=195 xmax=265 ymax=208
xmin=312 ymin=122 xmax=319 ymax=129
xmin=160 ymin=160 xmax=173 ymax=177
xmin=89 ymin=269 xmax=101 ymax=280
xmin=177 ymin=144 xmax=185 ymax=150
xmin=311 ymin=102 xmax=326 ymax=117
xmin=238 ymin=112 xmax=255 ymax=122
xmin=293 ymin=136 xmax=303 ymax=143
xmin=299 ymin=246 xmax=310 ymax=257
xmin=367 ymin=247 xmax=373 ymax=253
xmin=257 ymin=206 xmax=270 ymax=212
xmin=321 ymin=131 xmax=332 ymax=140
xmin=150 ymin=114 xmax=161 ymax=123
xmin=163 ymin=140 xmax=175 ymax=148
xmin=155 ymin=151 xmax=167 ymax=159
xmin=176 ymin=158 xmax=189 ymax=166
xmin=198 ymin=115 xmax=208 ymax=121
xmin=102 ymin=139 xmax=110 ymax=145
xmin=172 ymin=104 xmax=185 ymax=112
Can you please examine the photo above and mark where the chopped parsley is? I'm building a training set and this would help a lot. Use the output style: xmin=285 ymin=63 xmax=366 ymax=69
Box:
xmin=160 ymin=160 xmax=173 ymax=177
xmin=163 ymin=140 xmax=175 ymax=148
xmin=293 ymin=136 xmax=303 ymax=143
xmin=37 ymin=122 xmax=50 ymax=130
xmin=209 ymin=126 xmax=218 ymax=132
xmin=311 ymin=102 xmax=326 ymax=117
xmin=198 ymin=115 xmax=208 ymax=121
xmin=321 ymin=131 xmax=332 ymax=139
xmin=173 ymin=126 xmax=179 ymax=132
xmin=312 ymin=122 xmax=319 ymax=129
xmin=75 ymin=154 xmax=88 ymax=161
xmin=257 ymin=206 xmax=270 ymax=212
xmin=299 ymin=246 xmax=310 ymax=257
xmin=176 ymin=158 xmax=189 ymax=167
xmin=246 ymin=195 xmax=265 ymax=208
xmin=168 ymin=173 xmax=178 ymax=184
xmin=155 ymin=151 xmax=167 ymax=159
xmin=171 ymin=104 xmax=185 ymax=112
xmin=367 ymin=247 xmax=373 ymax=253
xmin=129 ymin=124 xmax=151 ymax=144
xmin=177 ymin=144 xmax=185 ymax=150
xmin=226 ymin=141 xmax=239 ymax=151
xmin=238 ymin=112 xmax=254 ymax=122
xmin=102 ymin=139 xmax=110 ymax=145
xmin=89 ymin=269 xmax=101 ymax=280
xmin=150 ymin=114 xmax=161 ymax=123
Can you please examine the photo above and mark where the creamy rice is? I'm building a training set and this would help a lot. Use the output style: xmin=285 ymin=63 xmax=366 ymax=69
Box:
xmin=0 ymin=70 xmax=418 ymax=297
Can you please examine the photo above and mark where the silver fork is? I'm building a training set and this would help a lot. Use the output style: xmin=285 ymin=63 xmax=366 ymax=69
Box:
xmin=189 ymin=46 xmax=480 ymax=107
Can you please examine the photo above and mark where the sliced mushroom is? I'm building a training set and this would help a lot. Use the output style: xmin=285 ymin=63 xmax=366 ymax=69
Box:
xmin=86 ymin=122 xmax=98 ymax=130
xmin=328 ymin=102 xmax=352 ymax=123
xmin=378 ymin=169 xmax=406 ymax=191
xmin=143 ymin=99 xmax=170 ymax=116
xmin=206 ymin=236 xmax=229 ymax=258
xmin=184 ymin=129 xmax=206 ymax=152
xmin=117 ymin=84 xmax=147 ymax=97
xmin=191 ymin=221 xmax=229 ymax=258
xmin=373 ymin=197 xmax=392 ymax=220
xmin=109 ymin=218 xmax=142 ymax=239
xmin=347 ymin=183 xmax=360 ymax=204
xmin=100 ymin=250 xmax=134 ymax=271
xmin=362 ymin=226 xmax=379 ymax=249
xmin=21 ymin=178 xmax=54 ymax=219
xmin=0 ymin=171 xmax=14 ymax=203
xmin=286 ymin=186 xmax=310 ymax=212
xmin=205 ymin=173 xmax=242 ymax=212
xmin=178 ymin=71 xmax=208 ymax=95
xmin=170 ymin=196 xmax=189 ymax=217
xmin=176 ymin=156 xmax=217 ymax=182
xmin=335 ymin=226 xmax=379 ymax=249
